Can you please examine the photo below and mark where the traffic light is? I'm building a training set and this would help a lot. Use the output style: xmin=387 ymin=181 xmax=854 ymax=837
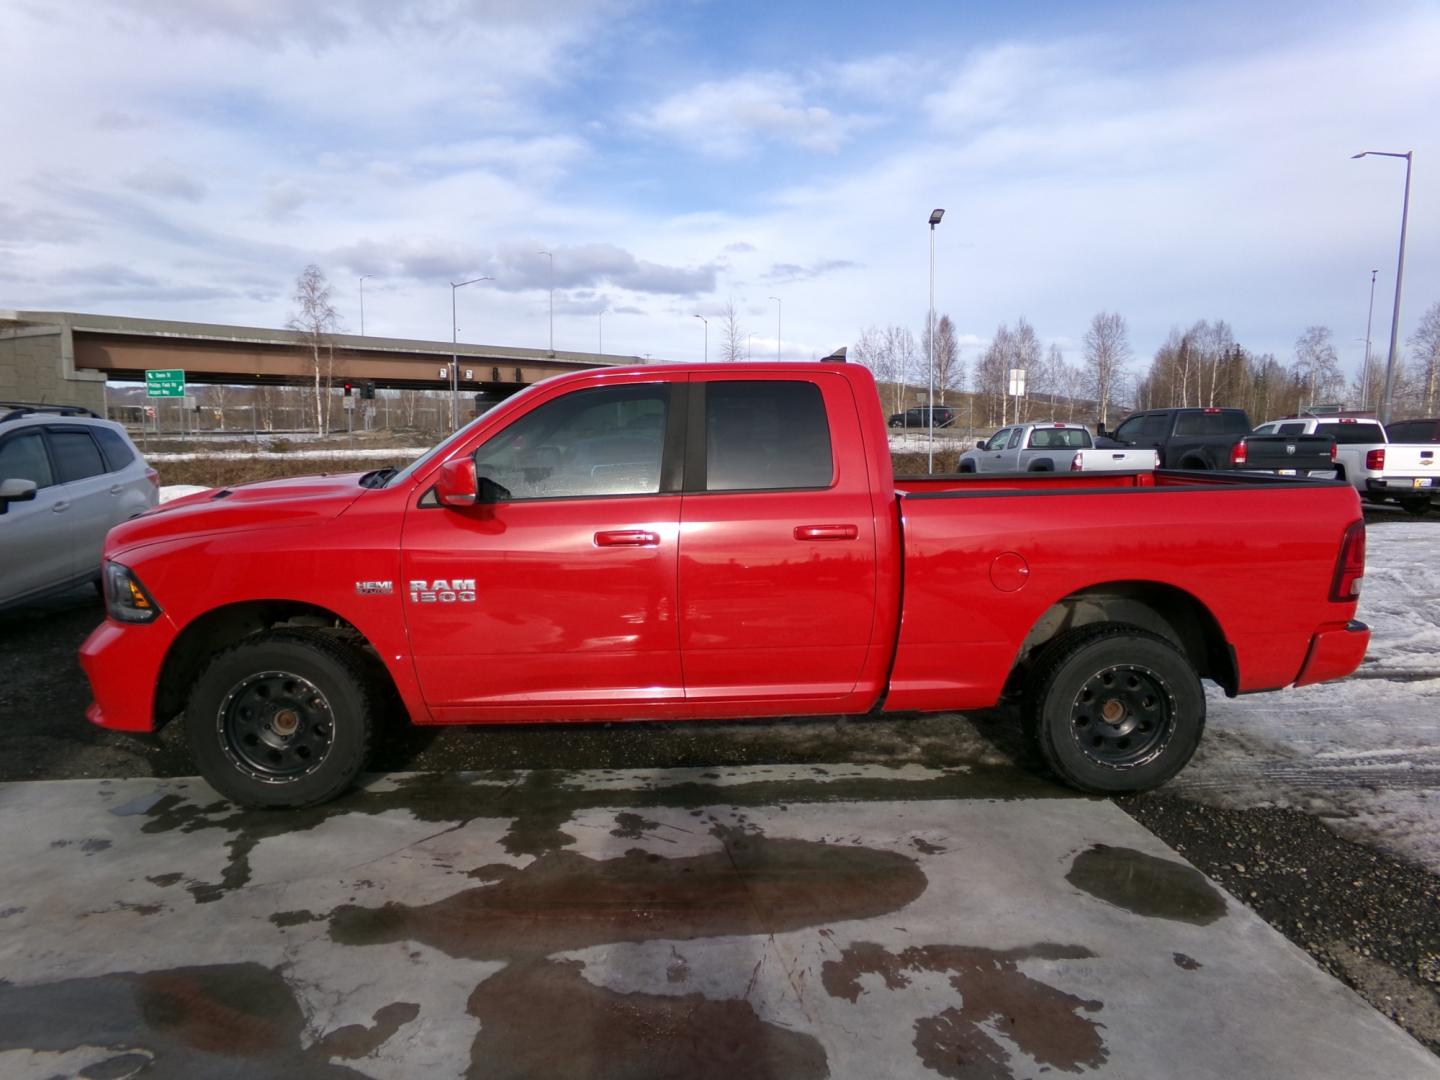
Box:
xmin=362 ymin=381 xmax=376 ymax=400
xmin=343 ymin=382 xmax=353 ymax=397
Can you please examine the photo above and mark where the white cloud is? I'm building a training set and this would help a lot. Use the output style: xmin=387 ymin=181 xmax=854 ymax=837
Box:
xmin=633 ymin=73 xmax=865 ymax=157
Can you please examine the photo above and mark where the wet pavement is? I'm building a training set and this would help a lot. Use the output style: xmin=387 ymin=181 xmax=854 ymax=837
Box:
xmin=0 ymin=765 xmax=1435 ymax=1080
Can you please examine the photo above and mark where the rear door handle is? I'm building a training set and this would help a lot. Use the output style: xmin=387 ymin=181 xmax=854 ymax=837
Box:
xmin=793 ymin=524 xmax=858 ymax=541
xmin=51 ymin=500 xmax=69 ymax=513
xmin=594 ymin=530 xmax=660 ymax=547
xmin=109 ymin=484 xmax=124 ymax=495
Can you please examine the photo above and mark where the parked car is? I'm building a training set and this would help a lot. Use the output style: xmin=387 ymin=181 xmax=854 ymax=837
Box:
xmin=888 ymin=405 xmax=957 ymax=429
xmin=1098 ymin=407 xmax=1335 ymax=475
xmin=0 ymin=404 xmax=158 ymax=610
xmin=958 ymin=422 xmax=1158 ymax=473
xmin=82 ymin=362 xmax=1368 ymax=809
xmin=1384 ymin=418 xmax=1440 ymax=443
xmin=1254 ymin=415 xmax=1438 ymax=514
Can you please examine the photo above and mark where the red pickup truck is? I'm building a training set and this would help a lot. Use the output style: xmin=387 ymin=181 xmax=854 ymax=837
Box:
xmin=81 ymin=362 xmax=1370 ymax=808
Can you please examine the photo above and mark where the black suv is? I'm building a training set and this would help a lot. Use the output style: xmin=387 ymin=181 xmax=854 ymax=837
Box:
xmin=888 ymin=406 xmax=957 ymax=429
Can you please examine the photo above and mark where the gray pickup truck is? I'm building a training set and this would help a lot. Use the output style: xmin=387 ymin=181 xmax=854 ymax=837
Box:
xmin=1098 ymin=407 xmax=1335 ymax=474
xmin=959 ymin=422 xmax=1158 ymax=472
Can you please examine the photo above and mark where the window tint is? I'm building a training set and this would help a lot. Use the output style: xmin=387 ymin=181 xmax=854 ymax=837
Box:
xmin=473 ymin=384 xmax=667 ymax=500
xmin=1174 ymin=411 xmax=1249 ymax=436
xmin=706 ymin=380 xmax=832 ymax=491
xmin=1273 ymin=422 xmax=1307 ymax=435
xmin=94 ymin=426 xmax=136 ymax=471
xmin=1386 ymin=421 xmax=1437 ymax=443
xmin=1316 ymin=422 xmax=1384 ymax=445
xmin=986 ymin=428 xmax=1011 ymax=448
xmin=1112 ymin=415 xmax=1152 ymax=441
xmin=49 ymin=429 xmax=106 ymax=483
xmin=0 ymin=431 xmax=54 ymax=488
xmin=1027 ymin=427 xmax=1090 ymax=449
xmin=1004 ymin=428 xmax=1025 ymax=450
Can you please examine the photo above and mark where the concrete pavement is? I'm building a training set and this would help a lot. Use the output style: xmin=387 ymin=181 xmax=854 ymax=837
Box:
xmin=0 ymin=763 xmax=1435 ymax=1079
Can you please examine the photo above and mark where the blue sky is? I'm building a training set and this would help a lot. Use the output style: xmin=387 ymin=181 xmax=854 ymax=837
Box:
xmin=2 ymin=0 xmax=1435 ymax=388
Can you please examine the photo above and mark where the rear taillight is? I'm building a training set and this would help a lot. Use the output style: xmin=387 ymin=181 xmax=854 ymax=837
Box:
xmin=1330 ymin=442 xmax=1338 ymax=462
xmin=1230 ymin=441 xmax=1247 ymax=466
xmin=1330 ymin=521 xmax=1366 ymax=602
xmin=145 ymin=468 xmax=159 ymax=489
xmin=1365 ymin=448 xmax=1385 ymax=470
xmin=1070 ymin=452 xmax=1084 ymax=471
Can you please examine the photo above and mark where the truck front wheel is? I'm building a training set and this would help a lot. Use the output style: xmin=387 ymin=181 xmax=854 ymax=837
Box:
xmin=185 ymin=629 xmax=377 ymax=808
xmin=1023 ymin=624 xmax=1205 ymax=794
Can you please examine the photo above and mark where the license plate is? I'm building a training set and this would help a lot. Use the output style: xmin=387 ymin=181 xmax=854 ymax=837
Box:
xmin=1277 ymin=469 xmax=1298 ymax=476
xmin=1415 ymin=478 xmax=1433 ymax=488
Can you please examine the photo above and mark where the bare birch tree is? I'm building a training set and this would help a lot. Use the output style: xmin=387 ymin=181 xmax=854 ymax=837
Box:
xmin=720 ymin=298 xmax=746 ymax=362
xmin=1083 ymin=311 xmax=1131 ymax=427
xmin=287 ymin=264 xmax=341 ymax=435
xmin=1292 ymin=326 xmax=1345 ymax=407
xmin=1408 ymin=300 xmax=1440 ymax=416
xmin=925 ymin=314 xmax=961 ymax=402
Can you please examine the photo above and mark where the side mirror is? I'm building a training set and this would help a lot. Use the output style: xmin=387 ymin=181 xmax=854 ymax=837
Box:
xmin=435 ymin=458 xmax=479 ymax=508
xmin=976 ymin=440 xmax=988 ymax=451
xmin=1096 ymin=423 xmax=1110 ymax=438
xmin=0 ymin=478 xmax=37 ymax=516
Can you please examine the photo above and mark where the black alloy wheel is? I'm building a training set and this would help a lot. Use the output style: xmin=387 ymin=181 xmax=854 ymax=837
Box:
xmin=1023 ymin=623 xmax=1205 ymax=794
xmin=185 ymin=629 xmax=377 ymax=808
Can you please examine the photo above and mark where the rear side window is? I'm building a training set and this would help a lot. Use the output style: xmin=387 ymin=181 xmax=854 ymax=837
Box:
xmin=1273 ymin=422 xmax=1307 ymax=435
xmin=0 ymin=431 xmax=54 ymax=488
xmin=1174 ymin=411 xmax=1249 ymax=436
xmin=1387 ymin=421 xmax=1438 ymax=443
xmin=1028 ymin=428 xmax=1090 ymax=449
xmin=49 ymin=429 xmax=107 ymax=483
xmin=705 ymin=381 xmax=833 ymax=491
xmin=94 ymin=426 xmax=137 ymax=471
xmin=1316 ymin=422 xmax=1384 ymax=445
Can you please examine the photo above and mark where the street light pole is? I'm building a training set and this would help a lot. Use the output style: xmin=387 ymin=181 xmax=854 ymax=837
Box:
xmin=359 ymin=275 xmax=368 ymax=336
xmin=1352 ymin=150 xmax=1413 ymax=424
xmin=450 ymin=275 xmax=493 ymax=430
xmin=598 ymin=310 xmax=604 ymax=355
xmin=538 ymin=250 xmax=554 ymax=354
xmin=926 ymin=208 xmax=945 ymax=474
xmin=768 ymin=296 xmax=781 ymax=362
xmin=1360 ymin=269 xmax=1378 ymax=410
xmin=747 ymin=332 xmax=753 ymax=361
xmin=694 ymin=314 xmax=708 ymax=363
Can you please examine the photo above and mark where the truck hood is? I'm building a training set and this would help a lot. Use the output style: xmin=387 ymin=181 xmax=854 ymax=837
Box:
xmin=106 ymin=472 xmax=370 ymax=556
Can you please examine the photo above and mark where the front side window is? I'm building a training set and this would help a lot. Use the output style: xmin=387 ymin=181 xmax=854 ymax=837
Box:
xmin=986 ymin=428 xmax=1012 ymax=448
xmin=1112 ymin=416 xmax=1147 ymax=441
xmin=705 ymin=381 xmax=832 ymax=492
xmin=0 ymin=431 xmax=54 ymax=488
xmin=473 ymin=384 xmax=668 ymax=500
xmin=49 ymin=429 xmax=106 ymax=484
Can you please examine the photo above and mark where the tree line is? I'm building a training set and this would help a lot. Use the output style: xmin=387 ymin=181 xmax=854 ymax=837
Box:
xmin=853 ymin=300 xmax=1440 ymax=432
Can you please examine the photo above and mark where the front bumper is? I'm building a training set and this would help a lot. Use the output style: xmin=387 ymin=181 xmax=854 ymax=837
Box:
xmin=79 ymin=613 xmax=180 ymax=732
xmin=1293 ymin=620 xmax=1371 ymax=687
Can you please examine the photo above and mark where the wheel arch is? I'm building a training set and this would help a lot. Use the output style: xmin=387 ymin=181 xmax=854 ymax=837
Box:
xmin=1005 ymin=580 xmax=1237 ymax=698
xmin=154 ymin=599 xmax=405 ymax=730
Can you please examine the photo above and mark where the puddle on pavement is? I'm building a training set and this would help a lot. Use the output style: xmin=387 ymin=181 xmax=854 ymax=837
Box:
xmin=466 ymin=958 xmax=827 ymax=1080
xmin=135 ymin=764 xmax=1062 ymax=905
xmin=329 ymin=821 xmax=927 ymax=961
xmin=1066 ymin=843 xmax=1227 ymax=925
xmin=0 ymin=962 xmax=416 ymax=1078
xmin=821 ymin=941 xmax=1106 ymax=1079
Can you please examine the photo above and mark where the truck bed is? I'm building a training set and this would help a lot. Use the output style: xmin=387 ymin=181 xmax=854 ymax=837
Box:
xmin=885 ymin=470 xmax=1363 ymax=712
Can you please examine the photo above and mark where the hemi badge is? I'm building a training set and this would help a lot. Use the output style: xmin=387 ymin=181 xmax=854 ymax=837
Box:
xmin=355 ymin=581 xmax=394 ymax=596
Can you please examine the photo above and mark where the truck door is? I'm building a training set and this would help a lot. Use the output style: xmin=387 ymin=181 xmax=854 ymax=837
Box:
xmin=977 ymin=428 xmax=1013 ymax=472
xmin=0 ymin=428 xmax=69 ymax=605
xmin=678 ymin=373 xmax=879 ymax=708
xmin=401 ymin=379 xmax=685 ymax=719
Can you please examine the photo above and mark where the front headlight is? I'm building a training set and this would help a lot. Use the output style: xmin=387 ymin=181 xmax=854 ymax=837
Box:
xmin=104 ymin=562 xmax=161 ymax=624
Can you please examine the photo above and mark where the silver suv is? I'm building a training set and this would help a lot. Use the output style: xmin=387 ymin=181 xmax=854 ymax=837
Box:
xmin=0 ymin=404 xmax=158 ymax=609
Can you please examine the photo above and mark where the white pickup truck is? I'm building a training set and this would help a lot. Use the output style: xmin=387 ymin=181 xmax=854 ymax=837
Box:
xmin=959 ymin=421 xmax=1159 ymax=473
xmin=1254 ymin=415 xmax=1439 ymax=514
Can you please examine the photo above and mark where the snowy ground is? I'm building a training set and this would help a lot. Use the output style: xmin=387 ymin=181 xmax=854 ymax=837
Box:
xmin=1171 ymin=521 xmax=1440 ymax=872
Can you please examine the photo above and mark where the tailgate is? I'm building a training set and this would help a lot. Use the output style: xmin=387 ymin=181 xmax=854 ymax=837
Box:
xmin=1241 ymin=434 xmax=1334 ymax=472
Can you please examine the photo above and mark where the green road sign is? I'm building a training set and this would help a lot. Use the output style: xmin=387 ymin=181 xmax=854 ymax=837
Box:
xmin=145 ymin=369 xmax=185 ymax=397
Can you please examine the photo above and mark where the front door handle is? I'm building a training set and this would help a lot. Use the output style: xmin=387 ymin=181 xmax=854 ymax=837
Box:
xmin=51 ymin=500 xmax=69 ymax=513
xmin=793 ymin=524 xmax=858 ymax=541
xmin=594 ymin=530 xmax=660 ymax=547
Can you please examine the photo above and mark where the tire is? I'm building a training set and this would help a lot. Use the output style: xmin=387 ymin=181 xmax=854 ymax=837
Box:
xmin=1028 ymin=460 xmax=1055 ymax=472
xmin=959 ymin=460 xmax=977 ymax=473
xmin=184 ymin=629 xmax=377 ymax=808
xmin=1400 ymin=497 xmax=1432 ymax=516
xmin=1023 ymin=624 xmax=1205 ymax=794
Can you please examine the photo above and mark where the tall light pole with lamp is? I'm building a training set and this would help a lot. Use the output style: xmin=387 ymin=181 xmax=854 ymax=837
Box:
xmin=767 ymin=296 xmax=781 ymax=362
xmin=1360 ymin=269 xmax=1379 ymax=410
xmin=359 ymin=275 xmax=368 ymax=336
xmin=1351 ymin=150 xmax=1413 ymax=424
xmin=926 ymin=208 xmax=945 ymax=474
xmin=538 ymin=250 xmax=554 ymax=354
xmin=450 ymin=275 xmax=492 ymax=430
xmin=694 ymin=314 xmax=708 ymax=363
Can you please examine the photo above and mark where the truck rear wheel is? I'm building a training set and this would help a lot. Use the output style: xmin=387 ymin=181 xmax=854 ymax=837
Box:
xmin=1023 ymin=624 xmax=1204 ymax=794
xmin=184 ymin=629 xmax=376 ymax=808
xmin=1400 ymin=497 xmax=1432 ymax=516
